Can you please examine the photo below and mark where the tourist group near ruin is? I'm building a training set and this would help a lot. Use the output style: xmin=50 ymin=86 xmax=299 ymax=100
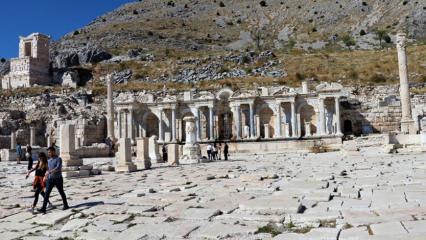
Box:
xmin=0 ymin=4 xmax=426 ymax=239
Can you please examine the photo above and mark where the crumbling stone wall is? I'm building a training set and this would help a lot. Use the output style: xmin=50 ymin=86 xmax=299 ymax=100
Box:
xmin=342 ymin=84 xmax=426 ymax=136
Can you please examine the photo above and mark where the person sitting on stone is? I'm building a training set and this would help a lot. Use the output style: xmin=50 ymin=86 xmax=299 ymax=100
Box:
xmin=26 ymin=152 xmax=53 ymax=213
xmin=38 ymin=147 xmax=69 ymax=214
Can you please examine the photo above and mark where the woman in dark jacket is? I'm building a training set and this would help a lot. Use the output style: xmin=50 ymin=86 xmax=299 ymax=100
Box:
xmin=26 ymin=152 xmax=52 ymax=212
xmin=26 ymin=145 xmax=33 ymax=171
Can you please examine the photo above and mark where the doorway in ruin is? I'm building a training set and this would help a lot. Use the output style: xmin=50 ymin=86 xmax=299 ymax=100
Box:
xmin=24 ymin=42 xmax=32 ymax=57
xmin=344 ymin=120 xmax=353 ymax=135
xmin=300 ymin=104 xmax=317 ymax=136
xmin=259 ymin=106 xmax=274 ymax=138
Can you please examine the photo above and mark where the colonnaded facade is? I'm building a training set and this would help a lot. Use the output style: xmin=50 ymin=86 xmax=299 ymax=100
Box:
xmin=111 ymin=81 xmax=344 ymax=146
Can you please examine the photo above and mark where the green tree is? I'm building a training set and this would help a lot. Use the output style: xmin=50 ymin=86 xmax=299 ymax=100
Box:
xmin=374 ymin=29 xmax=389 ymax=49
xmin=341 ymin=34 xmax=356 ymax=50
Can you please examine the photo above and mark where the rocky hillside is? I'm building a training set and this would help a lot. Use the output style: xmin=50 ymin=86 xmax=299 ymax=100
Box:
xmin=7 ymin=0 xmax=416 ymax=89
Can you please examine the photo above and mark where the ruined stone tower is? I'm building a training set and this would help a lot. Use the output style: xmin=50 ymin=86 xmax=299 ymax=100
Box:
xmin=1 ymin=33 xmax=51 ymax=89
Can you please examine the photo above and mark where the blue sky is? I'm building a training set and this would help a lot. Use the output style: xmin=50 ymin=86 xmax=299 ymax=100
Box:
xmin=0 ymin=0 xmax=132 ymax=59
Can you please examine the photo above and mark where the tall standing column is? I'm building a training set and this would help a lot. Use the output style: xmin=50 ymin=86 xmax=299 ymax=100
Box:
xmin=396 ymin=32 xmax=415 ymax=134
xmin=274 ymin=103 xmax=282 ymax=138
xmin=30 ymin=127 xmax=36 ymax=147
xmin=235 ymin=104 xmax=241 ymax=139
xmin=171 ymin=108 xmax=177 ymax=142
xmin=158 ymin=108 xmax=164 ymax=142
xmin=249 ymin=103 xmax=255 ymax=138
xmin=291 ymin=101 xmax=297 ymax=137
xmin=123 ymin=110 xmax=129 ymax=139
xmin=106 ymin=76 xmax=115 ymax=140
xmin=319 ymin=98 xmax=326 ymax=135
xmin=335 ymin=97 xmax=342 ymax=135
xmin=117 ymin=111 xmax=122 ymax=138
xmin=128 ymin=109 xmax=134 ymax=141
xmin=209 ymin=106 xmax=214 ymax=140
xmin=195 ymin=108 xmax=201 ymax=141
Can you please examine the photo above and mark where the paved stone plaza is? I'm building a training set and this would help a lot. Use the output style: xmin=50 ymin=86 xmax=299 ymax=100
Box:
xmin=1 ymin=147 xmax=426 ymax=240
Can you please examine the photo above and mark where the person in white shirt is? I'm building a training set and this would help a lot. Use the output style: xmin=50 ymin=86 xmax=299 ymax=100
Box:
xmin=206 ymin=144 xmax=212 ymax=161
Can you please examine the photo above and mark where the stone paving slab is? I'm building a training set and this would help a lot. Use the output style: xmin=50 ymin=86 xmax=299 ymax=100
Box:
xmin=0 ymin=148 xmax=425 ymax=239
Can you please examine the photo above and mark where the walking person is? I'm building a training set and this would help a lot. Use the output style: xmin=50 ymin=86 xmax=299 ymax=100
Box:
xmin=26 ymin=152 xmax=53 ymax=212
xmin=26 ymin=144 xmax=33 ymax=171
xmin=206 ymin=144 xmax=212 ymax=161
xmin=224 ymin=143 xmax=229 ymax=161
xmin=38 ymin=147 xmax=69 ymax=214
xmin=16 ymin=142 xmax=23 ymax=164
xmin=212 ymin=144 xmax=218 ymax=161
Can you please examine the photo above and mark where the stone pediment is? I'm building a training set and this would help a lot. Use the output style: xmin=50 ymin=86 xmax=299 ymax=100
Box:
xmin=193 ymin=91 xmax=215 ymax=100
xmin=231 ymin=89 xmax=258 ymax=99
xmin=271 ymin=86 xmax=294 ymax=96
xmin=114 ymin=92 xmax=136 ymax=103
xmin=157 ymin=95 xmax=177 ymax=103
xmin=316 ymin=82 xmax=343 ymax=92
xmin=135 ymin=93 xmax=154 ymax=103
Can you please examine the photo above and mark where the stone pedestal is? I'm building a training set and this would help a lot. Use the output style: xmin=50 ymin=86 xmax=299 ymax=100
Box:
xmin=115 ymin=138 xmax=137 ymax=173
xmin=30 ymin=127 xmax=36 ymax=147
xmin=59 ymin=124 xmax=82 ymax=167
xmin=421 ymin=131 xmax=426 ymax=147
xmin=180 ymin=116 xmax=201 ymax=164
xmin=10 ymin=131 xmax=16 ymax=150
xmin=164 ymin=132 xmax=171 ymax=142
xmin=149 ymin=136 xmax=161 ymax=163
xmin=264 ymin=124 xmax=270 ymax=139
xmin=243 ymin=125 xmax=250 ymax=139
xmin=305 ymin=122 xmax=311 ymax=137
xmin=284 ymin=123 xmax=290 ymax=138
xmin=135 ymin=138 xmax=151 ymax=170
xmin=0 ymin=149 xmax=17 ymax=161
xmin=168 ymin=144 xmax=180 ymax=165
xmin=401 ymin=120 xmax=416 ymax=135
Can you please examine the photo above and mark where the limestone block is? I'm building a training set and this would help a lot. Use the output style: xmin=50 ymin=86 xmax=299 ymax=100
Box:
xmin=243 ymin=125 xmax=250 ymax=139
xmin=0 ymin=149 xmax=18 ymax=161
xmin=149 ymin=136 xmax=161 ymax=163
xmin=135 ymin=138 xmax=151 ymax=170
xmin=115 ymin=138 xmax=137 ymax=173
xmin=59 ymin=124 xmax=82 ymax=167
xmin=421 ymin=131 xmax=426 ymax=146
xmin=168 ymin=144 xmax=179 ymax=165
xmin=164 ymin=132 xmax=171 ymax=142
xmin=264 ymin=124 xmax=270 ymax=139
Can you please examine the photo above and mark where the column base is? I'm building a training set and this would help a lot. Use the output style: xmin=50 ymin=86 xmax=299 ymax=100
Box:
xmin=179 ymin=144 xmax=201 ymax=164
xmin=62 ymin=154 xmax=83 ymax=167
xmin=401 ymin=120 xmax=416 ymax=134
xmin=115 ymin=162 xmax=137 ymax=173
xmin=135 ymin=159 xmax=152 ymax=170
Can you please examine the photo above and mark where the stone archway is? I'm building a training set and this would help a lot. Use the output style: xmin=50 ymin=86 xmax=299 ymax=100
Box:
xmin=259 ymin=106 xmax=274 ymax=138
xmin=300 ymin=104 xmax=317 ymax=136
xmin=143 ymin=112 xmax=159 ymax=138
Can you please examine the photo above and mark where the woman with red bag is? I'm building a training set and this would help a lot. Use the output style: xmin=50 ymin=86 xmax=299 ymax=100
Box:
xmin=26 ymin=152 xmax=52 ymax=212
